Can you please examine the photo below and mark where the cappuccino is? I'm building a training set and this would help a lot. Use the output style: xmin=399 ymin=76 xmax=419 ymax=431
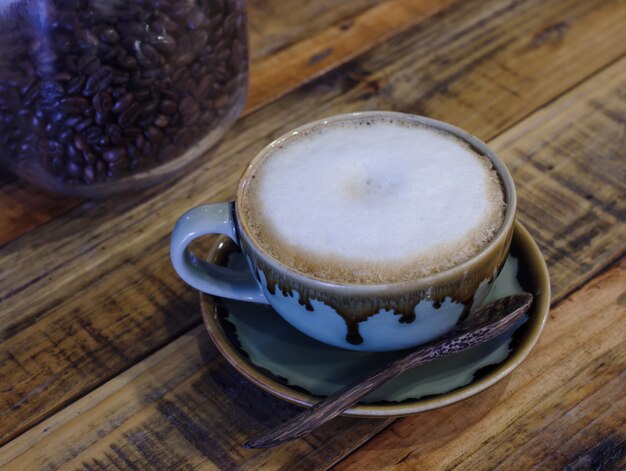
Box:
xmin=241 ymin=115 xmax=506 ymax=284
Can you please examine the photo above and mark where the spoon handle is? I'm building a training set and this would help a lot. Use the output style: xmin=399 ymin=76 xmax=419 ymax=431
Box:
xmin=245 ymin=293 xmax=533 ymax=449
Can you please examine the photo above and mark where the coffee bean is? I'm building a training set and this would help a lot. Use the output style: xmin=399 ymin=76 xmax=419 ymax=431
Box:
xmin=58 ymin=128 xmax=74 ymax=143
xmin=160 ymin=99 xmax=177 ymax=115
xmin=67 ymin=143 xmax=81 ymax=162
xmin=105 ymin=124 xmax=122 ymax=143
xmin=94 ymin=111 xmax=108 ymax=126
xmin=153 ymin=114 xmax=169 ymax=127
xmin=102 ymin=146 xmax=127 ymax=163
xmin=0 ymin=0 xmax=248 ymax=189
xmin=73 ymin=134 xmax=88 ymax=151
xmin=67 ymin=160 xmax=83 ymax=178
xmin=59 ymin=96 xmax=88 ymax=114
xmin=84 ymin=164 xmax=96 ymax=182
xmin=98 ymin=27 xmax=119 ymax=44
xmin=66 ymin=75 xmax=86 ymax=94
xmin=140 ymin=43 xmax=161 ymax=65
xmin=39 ymin=81 xmax=64 ymax=101
xmin=83 ymin=126 xmax=102 ymax=144
xmin=84 ymin=66 xmax=114 ymax=96
xmin=118 ymin=102 xmax=140 ymax=128
xmin=179 ymin=96 xmax=199 ymax=124
xmin=150 ymin=33 xmax=177 ymax=54
xmin=111 ymin=93 xmax=132 ymax=113
xmin=74 ymin=117 xmax=92 ymax=131
xmin=144 ymin=126 xmax=163 ymax=143
xmin=92 ymin=91 xmax=112 ymax=113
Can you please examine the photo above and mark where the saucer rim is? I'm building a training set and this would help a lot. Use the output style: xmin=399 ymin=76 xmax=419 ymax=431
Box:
xmin=200 ymin=220 xmax=550 ymax=417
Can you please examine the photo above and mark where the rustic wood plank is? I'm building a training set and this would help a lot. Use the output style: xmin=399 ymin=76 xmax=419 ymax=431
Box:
xmin=1 ymin=0 xmax=625 ymax=450
xmin=0 ymin=0 xmax=458 ymax=247
xmin=247 ymin=0 xmax=385 ymax=61
xmin=0 ymin=174 xmax=80 ymax=249
xmin=2 ymin=53 xmax=625 ymax=470
xmin=334 ymin=258 xmax=626 ymax=471
xmin=1 ymin=260 xmax=623 ymax=469
xmin=246 ymin=0 xmax=460 ymax=115
xmin=0 ymin=323 xmax=395 ymax=470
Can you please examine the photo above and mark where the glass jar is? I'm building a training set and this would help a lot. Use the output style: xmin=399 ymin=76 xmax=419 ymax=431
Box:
xmin=0 ymin=0 xmax=247 ymax=196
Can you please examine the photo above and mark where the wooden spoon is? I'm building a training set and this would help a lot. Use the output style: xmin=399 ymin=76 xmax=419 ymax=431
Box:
xmin=245 ymin=292 xmax=533 ymax=449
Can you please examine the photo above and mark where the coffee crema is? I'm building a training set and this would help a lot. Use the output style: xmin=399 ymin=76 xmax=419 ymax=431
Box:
xmin=241 ymin=116 xmax=506 ymax=284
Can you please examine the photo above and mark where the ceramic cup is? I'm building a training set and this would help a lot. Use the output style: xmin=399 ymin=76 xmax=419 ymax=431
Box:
xmin=170 ymin=112 xmax=517 ymax=352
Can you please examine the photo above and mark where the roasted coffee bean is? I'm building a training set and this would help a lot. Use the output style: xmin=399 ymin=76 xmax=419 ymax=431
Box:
xmin=140 ymin=43 xmax=161 ymax=65
xmin=144 ymin=126 xmax=163 ymax=143
xmin=83 ymin=126 xmax=102 ymax=144
xmin=66 ymin=75 xmax=85 ymax=95
xmin=83 ymin=66 xmax=114 ymax=96
xmin=94 ymin=111 xmax=107 ymax=126
xmin=118 ymin=102 xmax=140 ymax=128
xmin=74 ymin=117 xmax=92 ymax=131
xmin=92 ymin=91 xmax=112 ymax=113
xmin=83 ymin=150 xmax=97 ymax=164
xmin=153 ymin=114 xmax=169 ymax=127
xmin=102 ymin=146 xmax=126 ymax=163
xmin=0 ymin=0 xmax=248 ymax=188
xmin=59 ymin=96 xmax=88 ymax=114
xmin=105 ymin=124 xmax=122 ymax=143
xmin=135 ymin=133 xmax=146 ymax=150
xmin=150 ymin=33 xmax=176 ymax=54
xmin=58 ymin=128 xmax=73 ymax=143
xmin=39 ymin=81 xmax=64 ymax=101
xmin=83 ymin=164 xmax=95 ymax=182
xmin=179 ymin=96 xmax=199 ymax=124
xmin=160 ymin=99 xmax=177 ymax=115
xmin=73 ymin=134 xmax=88 ymax=151
xmin=98 ymin=27 xmax=119 ymax=44
xmin=112 ymin=70 xmax=130 ymax=85
xmin=111 ymin=93 xmax=132 ymax=113
xmin=66 ymin=143 xmax=81 ymax=162
xmin=66 ymin=160 xmax=83 ymax=178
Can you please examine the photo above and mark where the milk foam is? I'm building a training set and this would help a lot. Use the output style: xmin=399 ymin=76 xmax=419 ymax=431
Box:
xmin=242 ymin=117 xmax=506 ymax=284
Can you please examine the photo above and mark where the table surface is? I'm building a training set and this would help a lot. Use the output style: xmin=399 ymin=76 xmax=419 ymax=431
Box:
xmin=1 ymin=0 xmax=625 ymax=469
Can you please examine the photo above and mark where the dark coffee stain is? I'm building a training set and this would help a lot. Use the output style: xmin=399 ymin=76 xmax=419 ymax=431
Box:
xmin=531 ymin=21 xmax=569 ymax=47
xmin=563 ymin=434 xmax=625 ymax=471
xmin=308 ymin=48 xmax=332 ymax=66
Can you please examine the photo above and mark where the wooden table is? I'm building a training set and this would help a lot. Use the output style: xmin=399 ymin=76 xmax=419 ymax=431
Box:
xmin=1 ymin=0 xmax=625 ymax=469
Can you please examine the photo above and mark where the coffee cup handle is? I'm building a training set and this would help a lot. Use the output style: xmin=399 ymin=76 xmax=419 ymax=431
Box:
xmin=170 ymin=202 xmax=269 ymax=303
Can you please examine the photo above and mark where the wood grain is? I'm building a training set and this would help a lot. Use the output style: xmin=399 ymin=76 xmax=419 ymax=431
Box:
xmin=0 ymin=326 xmax=394 ymax=470
xmin=1 ymin=0 xmax=625 ymax=453
xmin=0 ymin=0 xmax=458 ymax=247
xmin=334 ymin=258 xmax=626 ymax=471
xmin=246 ymin=0 xmax=460 ymax=114
xmin=247 ymin=0 xmax=385 ymax=61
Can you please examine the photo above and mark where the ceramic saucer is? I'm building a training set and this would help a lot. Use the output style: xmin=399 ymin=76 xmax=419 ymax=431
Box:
xmin=200 ymin=221 xmax=550 ymax=417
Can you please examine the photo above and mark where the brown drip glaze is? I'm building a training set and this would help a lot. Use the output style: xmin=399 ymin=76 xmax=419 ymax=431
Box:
xmin=245 ymin=242 xmax=503 ymax=345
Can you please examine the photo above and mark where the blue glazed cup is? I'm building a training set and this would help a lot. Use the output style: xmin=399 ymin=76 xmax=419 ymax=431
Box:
xmin=170 ymin=112 xmax=516 ymax=352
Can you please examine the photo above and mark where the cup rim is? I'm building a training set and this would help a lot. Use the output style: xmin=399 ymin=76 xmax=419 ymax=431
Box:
xmin=235 ymin=111 xmax=517 ymax=294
